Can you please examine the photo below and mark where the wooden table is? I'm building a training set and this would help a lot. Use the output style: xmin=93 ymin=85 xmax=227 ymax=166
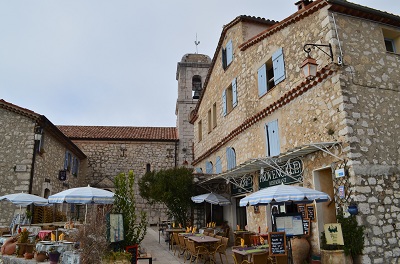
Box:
xmin=232 ymin=245 xmax=269 ymax=262
xmin=188 ymin=235 xmax=220 ymax=244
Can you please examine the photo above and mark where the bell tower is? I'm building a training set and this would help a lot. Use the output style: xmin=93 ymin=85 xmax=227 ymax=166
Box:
xmin=175 ymin=53 xmax=211 ymax=167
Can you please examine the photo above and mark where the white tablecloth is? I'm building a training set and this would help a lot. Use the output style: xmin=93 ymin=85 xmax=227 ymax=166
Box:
xmin=61 ymin=251 xmax=80 ymax=264
xmin=36 ymin=242 xmax=74 ymax=254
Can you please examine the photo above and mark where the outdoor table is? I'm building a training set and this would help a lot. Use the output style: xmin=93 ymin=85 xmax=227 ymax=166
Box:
xmin=0 ymin=255 xmax=38 ymax=264
xmin=232 ymin=245 xmax=269 ymax=262
xmin=36 ymin=241 xmax=75 ymax=254
xmin=165 ymin=228 xmax=185 ymax=250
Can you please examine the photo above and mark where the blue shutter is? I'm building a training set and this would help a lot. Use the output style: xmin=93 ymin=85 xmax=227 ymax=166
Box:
xmin=215 ymin=156 xmax=222 ymax=174
xmin=232 ymin=78 xmax=237 ymax=107
xmin=226 ymin=147 xmax=236 ymax=170
xmin=221 ymin=48 xmax=227 ymax=70
xmin=272 ymin=48 xmax=285 ymax=85
xmin=206 ymin=161 xmax=213 ymax=174
xmin=195 ymin=167 xmax=203 ymax=174
xmin=64 ymin=151 xmax=69 ymax=170
xmin=257 ymin=64 xmax=267 ymax=96
xmin=226 ymin=40 xmax=233 ymax=65
xmin=266 ymin=120 xmax=280 ymax=156
xmin=222 ymin=90 xmax=227 ymax=116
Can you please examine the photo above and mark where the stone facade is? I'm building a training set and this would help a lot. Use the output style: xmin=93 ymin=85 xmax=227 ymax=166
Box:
xmin=0 ymin=102 xmax=85 ymax=226
xmin=191 ymin=1 xmax=400 ymax=263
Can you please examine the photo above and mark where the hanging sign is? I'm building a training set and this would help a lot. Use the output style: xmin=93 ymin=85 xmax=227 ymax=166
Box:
xmin=259 ymin=158 xmax=303 ymax=188
xmin=58 ymin=170 xmax=67 ymax=181
xmin=231 ymin=176 xmax=253 ymax=195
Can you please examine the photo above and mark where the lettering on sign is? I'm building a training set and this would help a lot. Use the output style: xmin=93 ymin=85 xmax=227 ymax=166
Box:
xmin=231 ymin=175 xmax=253 ymax=195
xmin=302 ymin=219 xmax=311 ymax=236
xmin=259 ymin=158 xmax=303 ymax=188
xmin=306 ymin=204 xmax=315 ymax=221
xmin=268 ymin=232 xmax=287 ymax=256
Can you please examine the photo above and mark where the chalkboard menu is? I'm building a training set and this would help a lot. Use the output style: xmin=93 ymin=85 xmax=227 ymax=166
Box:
xmin=297 ymin=204 xmax=306 ymax=219
xmin=268 ymin=232 xmax=287 ymax=256
xmin=306 ymin=204 xmax=315 ymax=221
xmin=126 ymin=245 xmax=138 ymax=264
xmin=302 ymin=219 xmax=311 ymax=236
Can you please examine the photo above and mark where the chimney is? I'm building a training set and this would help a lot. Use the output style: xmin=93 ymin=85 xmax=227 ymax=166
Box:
xmin=295 ymin=0 xmax=313 ymax=10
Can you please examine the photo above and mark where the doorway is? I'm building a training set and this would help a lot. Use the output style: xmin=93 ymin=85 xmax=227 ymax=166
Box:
xmin=235 ymin=198 xmax=247 ymax=230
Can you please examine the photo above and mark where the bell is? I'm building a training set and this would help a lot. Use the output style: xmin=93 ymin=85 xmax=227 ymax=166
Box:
xmin=193 ymin=90 xmax=200 ymax=99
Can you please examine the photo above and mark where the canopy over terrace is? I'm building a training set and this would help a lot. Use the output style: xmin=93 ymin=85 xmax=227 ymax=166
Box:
xmin=197 ymin=142 xmax=343 ymax=192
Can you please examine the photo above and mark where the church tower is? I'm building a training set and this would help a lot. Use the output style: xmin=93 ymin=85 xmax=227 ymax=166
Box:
xmin=176 ymin=53 xmax=211 ymax=167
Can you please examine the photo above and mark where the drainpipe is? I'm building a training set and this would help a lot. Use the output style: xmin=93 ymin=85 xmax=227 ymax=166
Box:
xmin=29 ymin=133 xmax=38 ymax=194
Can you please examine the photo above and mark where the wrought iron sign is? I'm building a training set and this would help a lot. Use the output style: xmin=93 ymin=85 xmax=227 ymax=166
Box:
xmin=259 ymin=158 xmax=303 ymax=188
xmin=231 ymin=174 xmax=253 ymax=195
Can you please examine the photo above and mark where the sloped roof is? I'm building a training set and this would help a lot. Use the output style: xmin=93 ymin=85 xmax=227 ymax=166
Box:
xmin=58 ymin=125 xmax=178 ymax=141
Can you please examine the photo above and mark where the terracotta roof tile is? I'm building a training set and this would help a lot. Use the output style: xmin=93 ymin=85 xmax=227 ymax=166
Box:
xmin=57 ymin=125 xmax=178 ymax=141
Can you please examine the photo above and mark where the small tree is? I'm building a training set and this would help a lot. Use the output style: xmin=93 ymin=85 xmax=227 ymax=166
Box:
xmin=138 ymin=167 xmax=194 ymax=226
xmin=113 ymin=170 xmax=147 ymax=247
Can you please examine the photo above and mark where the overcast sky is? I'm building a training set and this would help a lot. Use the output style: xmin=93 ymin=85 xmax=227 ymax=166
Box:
xmin=0 ymin=1 xmax=398 ymax=127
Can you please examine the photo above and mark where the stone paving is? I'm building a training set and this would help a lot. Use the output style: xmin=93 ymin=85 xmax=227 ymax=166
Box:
xmin=137 ymin=226 xmax=234 ymax=264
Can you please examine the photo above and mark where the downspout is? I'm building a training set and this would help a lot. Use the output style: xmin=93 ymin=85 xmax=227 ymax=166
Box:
xmin=29 ymin=130 xmax=38 ymax=194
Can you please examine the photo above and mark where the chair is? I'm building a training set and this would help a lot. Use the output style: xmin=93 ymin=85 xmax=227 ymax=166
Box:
xmin=232 ymin=253 xmax=252 ymax=264
xmin=178 ymin=235 xmax=188 ymax=261
xmin=187 ymin=239 xmax=211 ymax=264
xmin=203 ymin=232 xmax=209 ymax=236
xmin=209 ymin=233 xmax=216 ymax=237
xmin=252 ymin=252 xmax=273 ymax=264
xmin=172 ymin=232 xmax=180 ymax=255
xmin=210 ymin=236 xmax=229 ymax=264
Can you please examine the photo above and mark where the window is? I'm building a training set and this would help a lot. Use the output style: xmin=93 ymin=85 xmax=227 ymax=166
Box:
xmin=195 ymin=167 xmax=203 ymax=174
xmin=198 ymin=120 xmax=203 ymax=142
xmin=222 ymin=78 xmax=237 ymax=116
xmin=64 ymin=151 xmax=72 ymax=171
xmin=226 ymin=147 xmax=236 ymax=170
xmin=215 ymin=156 xmax=222 ymax=174
xmin=146 ymin=163 xmax=151 ymax=173
xmin=192 ymin=75 xmax=202 ymax=99
xmin=265 ymin=120 xmax=280 ymax=157
xmin=72 ymin=157 xmax=79 ymax=176
xmin=382 ymin=28 xmax=400 ymax=53
xmin=206 ymin=161 xmax=213 ymax=174
xmin=208 ymin=109 xmax=212 ymax=133
xmin=212 ymin=103 xmax=217 ymax=128
xmin=257 ymin=48 xmax=286 ymax=96
xmin=222 ymin=40 xmax=233 ymax=70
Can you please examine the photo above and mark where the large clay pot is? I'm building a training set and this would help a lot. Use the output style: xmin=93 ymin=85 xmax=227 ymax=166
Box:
xmin=321 ymin=249 xmax=353 ymax=264
xmin=291 ymin=237 xmax=310 ymax=264
xmin=1 ymin=240 xmax=17 ymax=255
xmin=35 ymin=252 xmax=48 ymax=262
xmin=24 ymin=252 xmax=34 ymax=259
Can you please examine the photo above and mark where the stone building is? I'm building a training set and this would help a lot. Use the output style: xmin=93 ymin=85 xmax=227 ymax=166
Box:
xmin=0 ymin=100 xmax=86 ymax=226
xmin=190 ymin=0 xmax=400 ymax=262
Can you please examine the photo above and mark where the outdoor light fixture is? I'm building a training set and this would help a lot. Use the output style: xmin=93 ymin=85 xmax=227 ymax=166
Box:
xmin=34 ymin=127 xmax=43 ymax=141
xmin=301 ymin=43 xmax=333 ymax=79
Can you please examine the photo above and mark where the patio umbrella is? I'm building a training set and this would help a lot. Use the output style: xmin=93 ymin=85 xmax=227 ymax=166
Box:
xmin=0 ymin=192 xmax=49 ymax=230
xmin=48 ymin=185 xmax=114 ymax=223
xmin=239 ymin=184 xmax=331 ymax=207
xmin=191 ymin=192 xmax=231 ymax=222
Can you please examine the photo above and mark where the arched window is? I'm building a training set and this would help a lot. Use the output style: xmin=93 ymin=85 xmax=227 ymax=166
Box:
xmin=215 ymin=156 xmax=222 ymax=174
xmin=44 ymin=188 xmax=50 ymax=199
xmin=146 ymin=163 xmax=151 ymax=173
xmin=226 ymin=147 xmax=236 ymax=170
xmin=192 ymin=75 xmax=202 ymax=99
xmin=205 ymin=161 xmax=213 ymax=174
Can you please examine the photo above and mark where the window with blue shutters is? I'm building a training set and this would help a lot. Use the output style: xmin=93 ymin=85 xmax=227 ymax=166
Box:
xmin=222 ymin=78 xmax=238 ymax=116
xmin=226 ymin=147 xmax=236 ymax=170
xmin=64 ymin=151 xmax=72 ymax=171
xmin=206 ymin=161 xmax=214 ymax=174
xmin=195 ymin=167 xmax=203 ymax=174
xmin=222 ymin=39 xmax=233 ymax=70
xmin=215 ymin=156 xmax=222 ymax=174
xmin=257 ymin=48 xmax=286 ymax=97
xmin=72 ymin=157 xmax=79 ymax=176
xmin=265 ymin=120 xmax=280 ymax=157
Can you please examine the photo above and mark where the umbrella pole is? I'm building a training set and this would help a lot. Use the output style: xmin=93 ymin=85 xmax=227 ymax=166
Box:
xmin=211 ymin=204 xmax=213 ymax=222
xmin=85 ymin=204 xmax=88 ymax=224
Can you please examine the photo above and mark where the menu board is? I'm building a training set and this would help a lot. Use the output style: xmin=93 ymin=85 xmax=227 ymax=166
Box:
xmin=274 ymin=213 xmax=304 ymax=237
xmin=268 ymin=232 xmax=287 ymax=256
xmin=297 ymin=204 xmax=306 ymax=219
xmin=126 ymin=245 xmax=138 ymax=264
xmin=302 ymin=219 xmax=311 ymax=236
xmin=306 ymin=204 xmax=315 ymax=221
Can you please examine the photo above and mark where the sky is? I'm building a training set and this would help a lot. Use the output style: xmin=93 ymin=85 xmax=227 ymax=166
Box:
xmin=0 ymin=1 xmax=399 ymax=127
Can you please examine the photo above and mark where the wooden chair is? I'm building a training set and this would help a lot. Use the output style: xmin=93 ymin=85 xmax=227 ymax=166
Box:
xmin=252 ymin=252 xmax=273 ymax=264
xmin=187 ymin=239 xmax=210 ymax=264
xmin=209 ymin=236 xmax=229 ymax=264
xmin=232 ymin=253 xmax=252 ymax=264
xmin=203 ymin=232 xmax=210 ymax=236
xmin=172 ymin=232 xmax=180 ymax=255
xmin=178 ymin=236 xmax=188 ymax=261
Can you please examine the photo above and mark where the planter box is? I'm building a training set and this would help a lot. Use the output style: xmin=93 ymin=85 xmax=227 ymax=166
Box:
xmin=321 ymin=250 xmax=353 ymax=264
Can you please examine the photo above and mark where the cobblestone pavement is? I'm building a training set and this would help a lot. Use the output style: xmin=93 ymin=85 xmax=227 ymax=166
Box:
xmin=137 ymin=226 xmax=234 ymax=264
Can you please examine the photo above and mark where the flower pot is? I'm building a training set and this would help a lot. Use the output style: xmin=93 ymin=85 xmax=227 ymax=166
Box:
xmin=321 ymin=249 xmax=353 ymax=264
xmin=24 ymin=252 xmax=34 ymax=259
xmin=49 ymin=251 xmax=61 ymax=264
xmin=16 ymin=243 xmax=27 ymax=257
xmin=291 ymin=237 xmax=310 ymax=264
xmin=35 ymin=252 xmax=48 ymax=262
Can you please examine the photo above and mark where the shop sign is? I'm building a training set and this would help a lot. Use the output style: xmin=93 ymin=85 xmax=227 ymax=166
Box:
xmin=231 ymin=176 xmax=253 ymax=195
xmin=259 ymin=158 xmax=303 ymax=188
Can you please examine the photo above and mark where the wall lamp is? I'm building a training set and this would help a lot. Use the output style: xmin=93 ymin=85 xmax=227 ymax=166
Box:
xmin=34 ymin=127 xmax=43 ymax=141
xmin=301 ymin=43 xmax=333 ymax=79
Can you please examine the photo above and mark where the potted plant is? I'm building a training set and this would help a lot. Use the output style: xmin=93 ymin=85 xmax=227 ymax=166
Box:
xmin=102 ymin=251 xmax=132 ymax=264
xmin=320 ymin=211 xmax=364 ymax=263
xmin=48 ymin=247 xmax=61 ymax=264
xmin=16 ymin=228 xmax=30 ymax=257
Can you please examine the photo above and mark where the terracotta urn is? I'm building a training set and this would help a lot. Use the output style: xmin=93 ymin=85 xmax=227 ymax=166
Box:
xmin=291 ymin=237 xmax=310 ymax=264
xmin=24 ymin=252 xmax=34 ymax=259
xmin=35 ymin=251 xmax=48 ymax=262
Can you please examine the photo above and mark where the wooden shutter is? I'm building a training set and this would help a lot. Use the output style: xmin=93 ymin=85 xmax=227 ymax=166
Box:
xmin=215 ymin=156 xmax=222 ymax=174
xmin=272 ymin=48 xmax=285 ymax=85
xmin=64 ymin=151 xmax=69 ymax=170
xmin=222 ymin=90 xmax=227 ymax=116
xmin=232 ymin=78 xmax=237 ymax=107
xmin=226 ymin=40 xmax=233 ymax=65
xmin=257 ymin=64 xmax=267 ymax=96
xmin=266 ymin=120 xmax=280 ymax=156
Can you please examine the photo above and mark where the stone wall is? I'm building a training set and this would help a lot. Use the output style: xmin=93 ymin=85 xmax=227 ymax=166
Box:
xmin=0 ymin=108 xmax=35 ymax=226
xmin=71 ymin=139 xmax=177 ymax=224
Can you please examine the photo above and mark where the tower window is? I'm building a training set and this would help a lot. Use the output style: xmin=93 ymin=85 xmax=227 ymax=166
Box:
xmin=192 ymin=75 xmax=202 ymax=99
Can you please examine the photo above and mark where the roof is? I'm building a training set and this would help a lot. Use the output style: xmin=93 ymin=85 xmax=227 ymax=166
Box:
xmin=0 ymin=99 xmax=40 ymax=121
xmin=57 ymin=125 xmax=178 ymax=142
